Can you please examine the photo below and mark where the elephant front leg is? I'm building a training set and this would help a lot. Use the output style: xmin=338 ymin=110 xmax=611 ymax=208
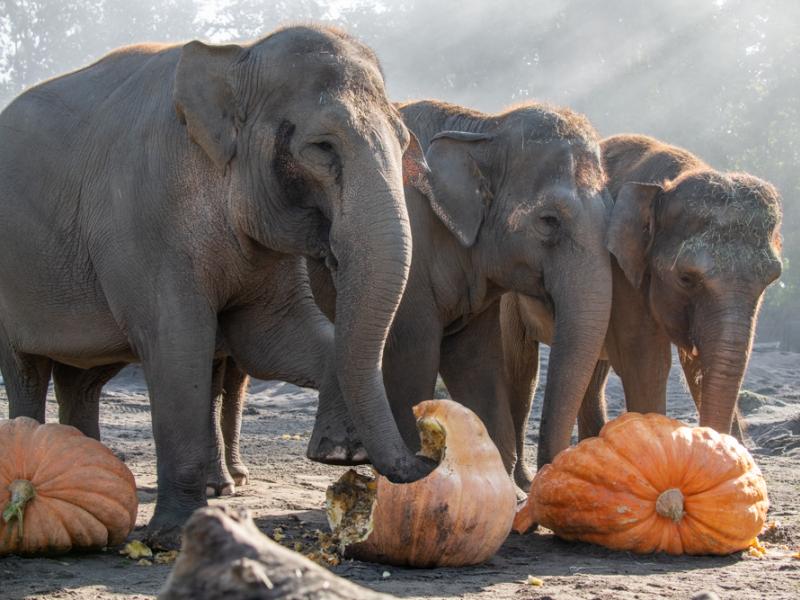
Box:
xmin=440 ymin=302 xmax=520 ymax=481
xmin=219 ymin=278 xmax=364 ymax=464
xmin=499 ymin=295 xmax=542 ymax=492
xmin=308 ymin=367 xmax=368 ymax=465
xmin=138 ymin=312 xmax=217 ymax=549
xmin=606 ymin=309 xmax=672 ymax=416
xmin=53 ymin=362 xmax=125 ymax=440
xmin=311 ymin=307 xmax=443 ymax=464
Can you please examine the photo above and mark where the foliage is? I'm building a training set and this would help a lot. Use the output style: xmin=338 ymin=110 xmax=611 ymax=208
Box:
xmin=0 ymin=0 xmax=797 ymax=335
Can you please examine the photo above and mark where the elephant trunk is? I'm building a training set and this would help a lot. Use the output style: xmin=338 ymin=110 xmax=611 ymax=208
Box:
xmin=695 ymin=296 xmax=757 ymax=433
xmin=537 ymin=252 xmax=612 ymax=468
xmin=331 ymin=173 xmax=431 ymax=483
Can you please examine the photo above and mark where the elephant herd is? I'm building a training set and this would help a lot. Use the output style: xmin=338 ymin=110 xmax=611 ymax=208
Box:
xmin=0 ymin=25 xmax=783 ymax=547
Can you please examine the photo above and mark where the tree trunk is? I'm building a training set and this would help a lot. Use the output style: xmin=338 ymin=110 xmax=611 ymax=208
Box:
xmin=159 ymin=507 xmax=393 ymax=600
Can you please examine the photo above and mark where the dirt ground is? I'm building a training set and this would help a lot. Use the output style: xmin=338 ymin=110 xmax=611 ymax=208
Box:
xmin=1 ymin=345 xmax=798 ymax=599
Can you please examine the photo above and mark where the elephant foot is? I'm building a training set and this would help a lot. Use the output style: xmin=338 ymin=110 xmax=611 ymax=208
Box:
xmin=227 ymin=461 xmax=250 ymax=487
xmin=307 ymin=397 xmax=369 ymax=465
xmin=206 ymin=482 xmax=236 ymax=498
xmin=515 ymin=486 xmax=528 ymax=502
xmin=306 ymin=433 xmax=370 ymax=465
xmin=206 ymin=460 xmax=237 ymax=498
xmin=144 ymin=510 xmax=194 ymax=551
xmin=514 ymin=460 xmax=534 ymax=494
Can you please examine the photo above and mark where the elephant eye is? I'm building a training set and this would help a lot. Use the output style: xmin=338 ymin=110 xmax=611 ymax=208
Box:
xmin=314 ymin=141 xmax=334 ymax=153
xmin=677 ymin=271 xmax=699 ymax=288
xmin=538 ymin=213 xmax=561 ymax=235
xmin=540 ymin=215 xmax=559 ymax=228
xmin=299 ymin=139 xmax=341 ymax=179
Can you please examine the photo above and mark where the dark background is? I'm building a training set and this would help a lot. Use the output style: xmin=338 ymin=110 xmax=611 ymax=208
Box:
xmin=1 ymin=0 xmax=796 ymax=338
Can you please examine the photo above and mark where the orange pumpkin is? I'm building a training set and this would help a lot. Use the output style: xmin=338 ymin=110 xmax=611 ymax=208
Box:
xmin=1 ymin=417 xmax=139 ymax=556
xmin=514 ymin=412 xmax=769 ymax=555
xmin=326 ymin=400 xmax=516 ymax=567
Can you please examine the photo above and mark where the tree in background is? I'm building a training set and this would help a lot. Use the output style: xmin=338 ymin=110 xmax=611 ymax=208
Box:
xmin=0 ymin=0 xmax=796 ymax=336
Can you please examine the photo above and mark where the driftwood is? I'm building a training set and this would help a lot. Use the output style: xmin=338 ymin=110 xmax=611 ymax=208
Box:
xmin=159 ymin=506 xmax=393 ymax=600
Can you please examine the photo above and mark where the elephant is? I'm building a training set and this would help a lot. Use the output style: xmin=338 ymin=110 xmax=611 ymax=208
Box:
xmin=501 ymin=133 xmax=783 ymax=487
xmin=145 ymin=99 xmax=613 ymax=493
xmin=0 ymin=25 xmax=433 ymax=545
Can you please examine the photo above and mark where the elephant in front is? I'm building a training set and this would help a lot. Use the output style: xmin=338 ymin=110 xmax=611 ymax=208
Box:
xmin=0 ymin=25 xmax=432 ymax=545
xmin=503 ymin=133 xmax=782 ymax=486
xmin=157 ymin=99 xmax=613 ymax=492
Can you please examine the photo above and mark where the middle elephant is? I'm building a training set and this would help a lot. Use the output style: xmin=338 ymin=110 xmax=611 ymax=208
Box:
xmin=203 ymin=99 xmax=613 ymax=490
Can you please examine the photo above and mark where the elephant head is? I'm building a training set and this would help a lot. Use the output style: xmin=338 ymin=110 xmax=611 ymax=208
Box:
xmin=403 ymin=103 xmax=613 ymax=467
xmin=607 ymin=169 xmax=782 ymax=433
xmin=173 ymin=26 xmax=430 ymax=482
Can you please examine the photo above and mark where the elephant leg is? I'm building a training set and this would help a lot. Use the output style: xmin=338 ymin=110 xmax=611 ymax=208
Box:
xmin=0 ymin=331 xmax=52 ymax=423
xmin=53 ymin=362 xmax=125 ymax=440
xmin=206 ymin=358 xmax=235 ymax=498
xmin=607 ymin=313 xmax=672 ymax=415
xmin=440 ymin=302 xmax=518 ymax=479
xmin=380 ymin=319 xmax=443 ymax=452
xmin=498 ymin=295 xmax=542 ymax=492
xmin=137 ymin=306 xmax=217 ymax=549
xmin=678 ymin=349 xmax=746 ymax=441
xmin=577 ymin=360 xmax=611 ymax=440
xmin=221 ymin=357 xmax=250 ymax=486
xmin=219 ymin=263 xmax=363 ymax=465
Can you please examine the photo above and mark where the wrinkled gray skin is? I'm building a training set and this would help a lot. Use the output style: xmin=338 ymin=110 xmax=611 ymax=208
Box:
xmin=503 ymin=134 xmax=783 ymax=487
xmin=169 ymin=100 xmax=613 ymax=492
xmin=0 ymin=26 xmax=433 ymax=545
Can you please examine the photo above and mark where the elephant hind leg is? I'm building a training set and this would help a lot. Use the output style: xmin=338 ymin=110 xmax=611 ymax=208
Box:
xmin=440 ymin=301 xmax=519 ymax=481
xmin=577 ymin=360 xmax=610 ymax=440
xmin=207 ymin=358 xmax=236 ymax=498
xmin=0 ymin=336 xmax=52 ymax=423
xmin=221 ymin=358 xmax=250 ymax=486
xmin=53 ymin=362 xmax=125 ymax=440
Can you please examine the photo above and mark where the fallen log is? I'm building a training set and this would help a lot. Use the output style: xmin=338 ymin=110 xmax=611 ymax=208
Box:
xmin=159 ymin=506 xmax=393 ymax=600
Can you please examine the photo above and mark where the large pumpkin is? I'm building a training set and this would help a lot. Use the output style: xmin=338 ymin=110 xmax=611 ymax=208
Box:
xmin=1 ymin=417 xmax=139 ymax=556
xmin=514 ymin=412 xmax=769 ymax=555
xmin=326 ymin=400 xmax=517 ymax=567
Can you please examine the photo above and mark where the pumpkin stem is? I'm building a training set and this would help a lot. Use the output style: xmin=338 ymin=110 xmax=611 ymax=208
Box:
xmin=2 ymin=479 xmax=36 ymax=540
xmin=655 ymin=488 xmax=685 ymax=523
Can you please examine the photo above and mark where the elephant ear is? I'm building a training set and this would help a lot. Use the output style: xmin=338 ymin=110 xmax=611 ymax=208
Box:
xmin=424 ymin=131 xmax=493 ymax=247
xmin=402 ymin=131 xmax=432 ymax=190
xmin=174 ymin=41 xmax=244 ymax=171
xmin=606 ymin=181 xmax=663 ymax=288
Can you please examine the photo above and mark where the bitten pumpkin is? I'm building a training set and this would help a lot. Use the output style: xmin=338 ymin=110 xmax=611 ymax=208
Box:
xmin=1 ymin=417 xmax=138 ymax=556
xmin=514 ymin=412 xmax=769 ymax=555
xmin=326 ymin=400 xmax=517 ymax=567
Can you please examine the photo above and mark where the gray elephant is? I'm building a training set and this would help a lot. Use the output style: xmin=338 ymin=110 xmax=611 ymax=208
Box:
xmin=166 ymin=99 xmax=613 ymax=492
xmin=0 ymin=25 xmax=432 ymax=546
xmin=502 ymin=133 xmax=783 ymax=487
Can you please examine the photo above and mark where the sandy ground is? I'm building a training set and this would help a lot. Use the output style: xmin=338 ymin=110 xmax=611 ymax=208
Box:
xmin=1 ymin=345 xmax=798 ymax=599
